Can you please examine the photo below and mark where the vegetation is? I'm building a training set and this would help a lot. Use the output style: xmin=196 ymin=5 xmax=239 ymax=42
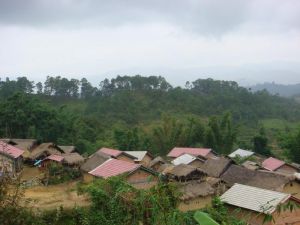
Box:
xmin=1 ymin=75 xmax=300 ymax=157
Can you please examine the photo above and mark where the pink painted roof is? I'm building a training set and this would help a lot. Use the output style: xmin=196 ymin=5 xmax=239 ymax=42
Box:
xmin=0 ymin=141 xmax=24 ymax=158
xmin=88 ymin=158 xmax=140 ymax=178
xmin=98 ymin=147 xmax=122 ymax=157
xmin=167 ymin=147 xmax=212 ymax=158
xmin=262 ymin=157 xmax=285 ymax=171
xmin=46 ymin=154 xmax=64 ymax=162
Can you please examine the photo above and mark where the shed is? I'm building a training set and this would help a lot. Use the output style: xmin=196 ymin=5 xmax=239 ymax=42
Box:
xmin=163 ymin=164 xmax=207 ymax=182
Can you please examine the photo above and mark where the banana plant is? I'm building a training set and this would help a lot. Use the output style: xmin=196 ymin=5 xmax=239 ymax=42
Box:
xmin=194 ymin=211 xmax=220 ymax=225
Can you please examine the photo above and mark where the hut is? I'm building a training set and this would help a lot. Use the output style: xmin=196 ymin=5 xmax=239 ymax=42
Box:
xmin=163 ymin=164 xmax=207 ymax=182
xmin=124 ymin=151 xmax=153 ymax=166
xmin=0 ymin=138 xmax=38 ymax=160
xmin=221 ymin=184 xmax=300 ymax=225
xmin=28 ymin=143 xmax=64 ymax=162
xmin=0 ymin=141 xmax=24 ymax=174
xmin=149 ymin=156 xmax=166 ymax=172
xmin=201 ymin=157 xmax=232 ymax=178
xmin=62 ymin=153 xmax=84 ymax=167
xmin=178 ymin=181 xmax=215 ymax=211
xmin=221 ymin=164 xmax=291 ymax=192
xmin=58 ymin=146 xmax=76 ymax=154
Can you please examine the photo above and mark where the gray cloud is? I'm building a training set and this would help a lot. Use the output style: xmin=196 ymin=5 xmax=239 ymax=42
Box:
xmin=0 ymin=0 xmax=299 ymax=35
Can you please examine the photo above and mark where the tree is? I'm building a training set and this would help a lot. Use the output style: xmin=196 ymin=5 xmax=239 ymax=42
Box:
xmin=280 ymin=128 xmax=300 ymax=163
xmin=253 ymin=127 xmax=271 ymax=156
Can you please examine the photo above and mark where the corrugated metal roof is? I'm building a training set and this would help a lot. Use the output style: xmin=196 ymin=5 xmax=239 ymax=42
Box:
xmin=46 ymin=154 xmax=64 ymax=162
xmin=88 ymin=158 xmax=140 ymax=178
xmin=262 ymin=157 xmax=285 ymax=171
xmin=228 ymin=149 xmax=254 ymax=158
xmin=221 ymin=183 xmax=290 ymax=214
xmin=98 ymin=148 xmax=122 ymax=157
xmin=124 ymin=151 xmax=148 ymax=161
xmin=167 ymin=147 xmax=212 ymax=158
xmin=171 ymin=154 xmax=197 ymax=166
xmin=0 ymin=141 xmax=24 ymax=158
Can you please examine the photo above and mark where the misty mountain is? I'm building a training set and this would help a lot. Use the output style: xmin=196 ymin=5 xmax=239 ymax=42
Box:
xmin=249 ymin=82 xmax=300 ymax=97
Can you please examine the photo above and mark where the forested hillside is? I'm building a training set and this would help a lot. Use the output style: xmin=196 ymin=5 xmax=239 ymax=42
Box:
xmin=1 ymin=75 xmax=300 ymax=157
xmin=249 ymin=82 xmax=300 ymax=97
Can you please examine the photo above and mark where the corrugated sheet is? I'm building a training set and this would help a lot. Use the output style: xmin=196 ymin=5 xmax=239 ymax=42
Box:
xmin=171 ymin=154 xmax=197 ymax=166
xmin=46 ymin=154 xmax=64 ymax=162
xmin=228 ymin=149 xmax=254 ymax=158
xmin=98 ymin=148 xmax=122 ymax=157
xmin=88 ymin=158 xmax=140 ymax=178
xmin=167 ymin=147 xmax=212 ymax=158
xmin=262 ymin=157 xmax=285 ymax=171
xmin=221 ymin=183 xmax=290 ymax=214
xmin=0 ymin=141 xmax=24 ymax=158
xmin=125 ymin=151 xmax=148 ymax=161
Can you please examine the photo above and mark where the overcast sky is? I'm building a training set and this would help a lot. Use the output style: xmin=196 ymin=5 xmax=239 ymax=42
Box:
xmin=0 ymin=0 xmax=300 ymax=86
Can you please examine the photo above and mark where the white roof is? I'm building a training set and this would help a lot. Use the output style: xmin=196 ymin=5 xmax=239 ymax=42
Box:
xmin=124 ymin=151 xmax=148 ymax=161
xmin=221 ymin=184 xmax=290 ymax=214
xmin=228 ymin=149 xmax=254 ymax=158
xmin=171 ymin=154 xmax=198 ymax=166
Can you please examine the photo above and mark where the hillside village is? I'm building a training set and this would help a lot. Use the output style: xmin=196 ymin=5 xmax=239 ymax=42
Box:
xmin=1 ymin=138 xmax=300 ymax=224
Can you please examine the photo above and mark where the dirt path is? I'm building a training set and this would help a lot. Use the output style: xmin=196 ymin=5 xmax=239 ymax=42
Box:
xmin=22 ymin=181 xmax=90 ymax=210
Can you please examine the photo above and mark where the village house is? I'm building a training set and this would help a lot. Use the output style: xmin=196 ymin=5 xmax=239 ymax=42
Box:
xmin=178 ymin=180 xmax=215 ymax=211
xmin=81 ymin=151 xmax=111 ymax=181
xmin=124 ymin=151 xmax=153 ymax=166
xmin=87 ymin=158 xmax=158 ymax=189
xmin=98 ymin=147 xmax=137 ymax=163
xmin=0 ymin=138 xmax=38 ymax=160
xmin=167 ymin=147 xmax=217 ymax=160
xmin=171 ymin=153 xmax=205 ymax=168
xmin=162 ymin=164 xmax=207 ymax=182
xmin=28 ymin=143 xmax=65 ymax=162
xmin=221 ymin=164 xmax=300 ymax=199
xmin=58 ymin=145 xmax=77 ymax=154
xmin=221 ymin=183 xmax=300 ymax=225
xmin=0 ymin=141 xmax=24 ymax=174
xmin=149 ymin=156 xmax=166 ymax=172
xmin=200 ymin=157 xmax=232 ymax=178
xmin=262 ymin=157 xmax=299 ymax=175
xmin=42 ymin=153 xmax=84 ymax=168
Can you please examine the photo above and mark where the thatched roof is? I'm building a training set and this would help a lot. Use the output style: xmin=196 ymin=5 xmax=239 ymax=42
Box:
xmin=59 ymin=146 xmax=76 ymax=154
xmin=0 ymin=138 xmax=37 ymax=152
xmin=179 ymin=181 xmax=215 ymax=200
xmin=81 ymin=151 xmax=110 ymax=173
xmin=63 ymin=153 xmax=84 ymax=165
xmin=242 ymin=160 xmax=260 ymax=170
xmin=149 ymin=156 xmax=165 ymax=168
xmin=28 ymin=143 xmax=63 ymax=160
xmin=221 ymin=164 xmax=290 ymax=191
xmin=201 ymin=157 xmax=232 ymax=178
xmin=163 ymin=164 xmax=206 ymax=181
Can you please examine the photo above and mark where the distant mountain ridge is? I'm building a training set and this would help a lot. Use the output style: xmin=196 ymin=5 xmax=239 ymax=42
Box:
xmin=249 ymin=82 xmax=300 ymax=97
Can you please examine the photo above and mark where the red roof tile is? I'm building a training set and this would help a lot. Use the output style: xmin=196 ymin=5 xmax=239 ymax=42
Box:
xmin=0 ymin=141 xmax=24 ymax=158
xmin=46 ymin=154 xmax=64 ymax=162
xmin=167 ymin=147 xmax=212 ymax=158
xmin=88 ymin=158 xmax=140 ymax=178
xmin=262 ymin=157 xmax=285 ymax=171
xmin=98 ymin=147 xmax=122 ymax=157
